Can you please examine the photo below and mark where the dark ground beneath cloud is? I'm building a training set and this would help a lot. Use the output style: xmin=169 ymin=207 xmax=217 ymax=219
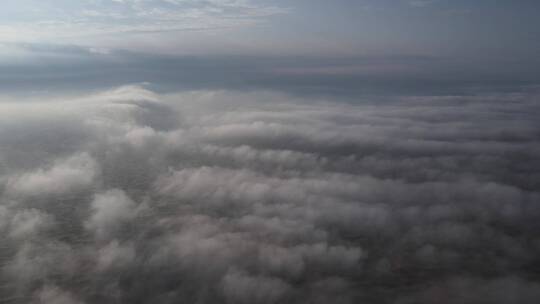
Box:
xmin=0 ymin=86 xmax=539 ymax=303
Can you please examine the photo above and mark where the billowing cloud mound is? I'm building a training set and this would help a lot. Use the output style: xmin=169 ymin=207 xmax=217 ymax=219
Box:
xmin=0 ymin=86 xmax=539 ymax=303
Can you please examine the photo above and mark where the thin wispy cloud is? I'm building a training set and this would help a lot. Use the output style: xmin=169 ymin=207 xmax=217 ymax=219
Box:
xmin=0 ymin=0 xmax=288 ymax=43
xmin=408 ymin=0 xmax=437 ymax=8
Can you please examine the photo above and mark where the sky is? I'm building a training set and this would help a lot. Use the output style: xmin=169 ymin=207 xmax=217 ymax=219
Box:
xmin=0 ymin=0 xmax=539 ymax=96
xmin=0 ymin=2 xmax=540 ymax=304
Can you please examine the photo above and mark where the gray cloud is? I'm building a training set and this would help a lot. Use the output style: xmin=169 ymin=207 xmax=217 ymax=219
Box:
xmin=33 ymin=285 xmax=85 ymax=304
xmin=0 ymin=86 xmax=539 ymax=303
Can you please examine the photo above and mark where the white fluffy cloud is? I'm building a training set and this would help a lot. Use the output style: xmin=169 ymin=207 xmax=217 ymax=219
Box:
xmin=85 ymin=189 xmax=139 ymax=239
xmin=0 ymin=86 xmax=538 ymax=303
xmin=6 ymin=153 xmax=98 ymax=197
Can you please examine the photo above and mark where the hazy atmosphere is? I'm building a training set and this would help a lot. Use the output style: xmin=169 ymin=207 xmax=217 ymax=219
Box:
xmin=0 ymin=1 xmax=539 ymax=303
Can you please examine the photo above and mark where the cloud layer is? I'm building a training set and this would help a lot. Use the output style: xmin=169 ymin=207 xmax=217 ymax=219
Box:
xmin=0 ymin=86 xmax=539 ymax=303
